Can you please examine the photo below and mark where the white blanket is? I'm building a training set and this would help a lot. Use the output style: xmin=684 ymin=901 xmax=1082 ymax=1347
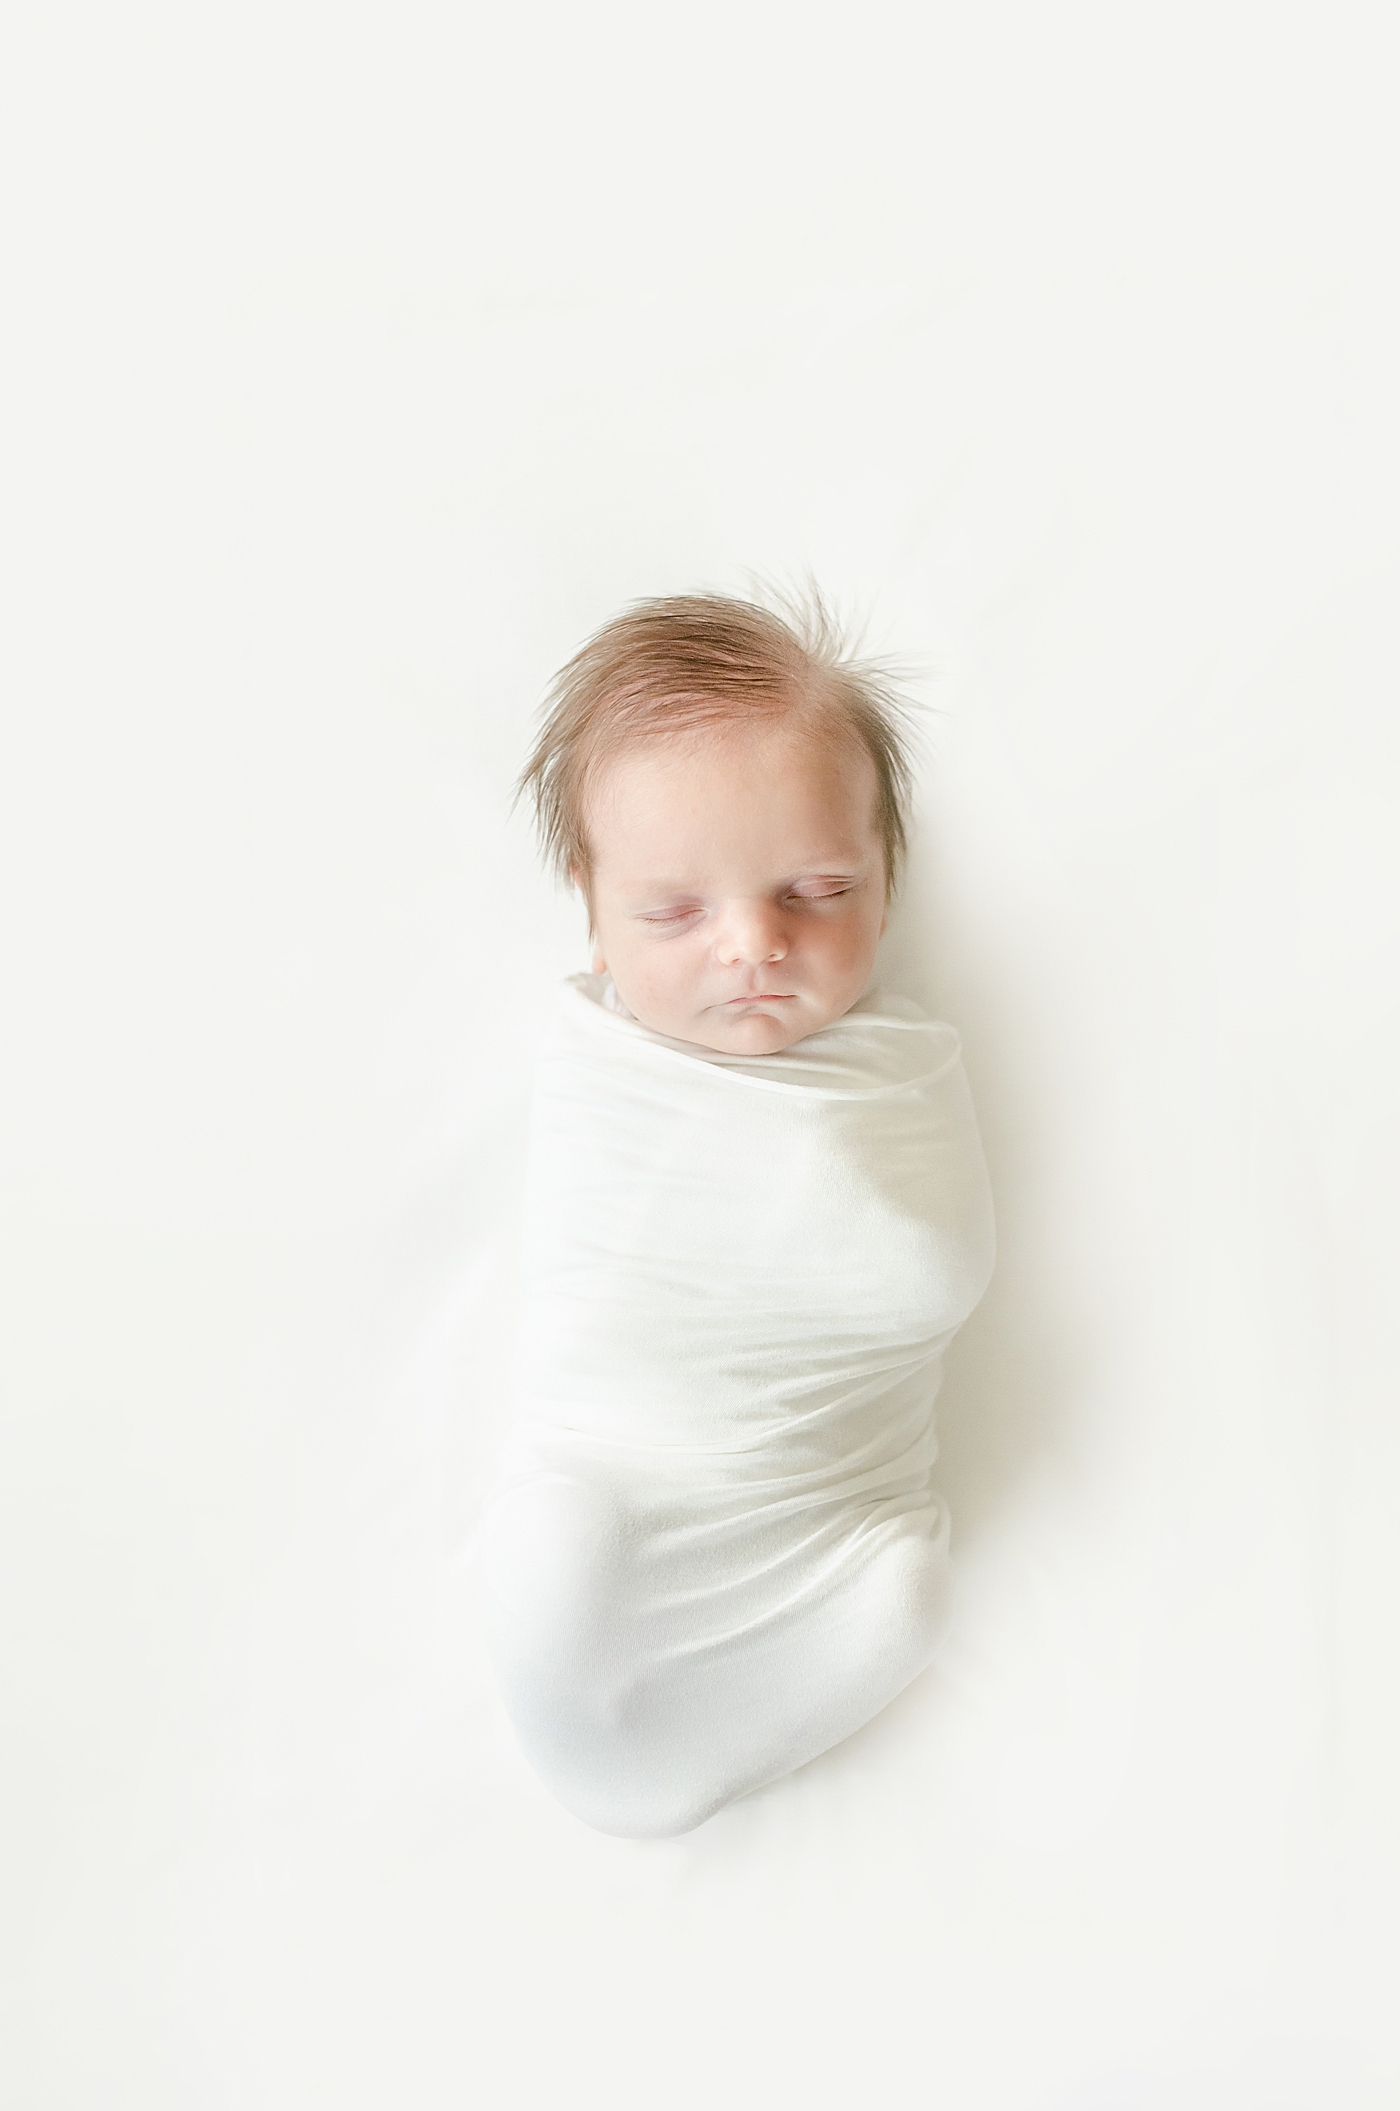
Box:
xmin=479 ymin=973 xmax=995 ymax=1836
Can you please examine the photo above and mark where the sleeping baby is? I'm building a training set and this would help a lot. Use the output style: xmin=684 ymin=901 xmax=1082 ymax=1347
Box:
xmin=478 ymin=591 xmax=995 ymax=1836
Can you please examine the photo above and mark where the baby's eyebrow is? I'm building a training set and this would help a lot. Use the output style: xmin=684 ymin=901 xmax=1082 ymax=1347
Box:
xmin=783 ymin=865 xmax=867 ymax=885
xmin=631 ymin=859 xmax=867 ymax=890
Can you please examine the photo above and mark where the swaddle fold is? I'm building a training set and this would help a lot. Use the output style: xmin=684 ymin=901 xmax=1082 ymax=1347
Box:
xmin=480 ymin=973 xmax=995 ymax=1836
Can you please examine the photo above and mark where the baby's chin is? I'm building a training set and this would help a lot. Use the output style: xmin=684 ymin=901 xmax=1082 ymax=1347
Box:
xmin=652 ymin=1000 xmax=835 ymax=1056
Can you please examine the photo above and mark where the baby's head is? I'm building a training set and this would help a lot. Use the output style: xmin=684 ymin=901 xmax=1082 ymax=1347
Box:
xmin=518 ymin=592 xmax=916 ymax=1055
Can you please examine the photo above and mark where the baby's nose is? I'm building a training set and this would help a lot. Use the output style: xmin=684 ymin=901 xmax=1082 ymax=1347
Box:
xmin=716 ymin=899 xmax=789 ymax=965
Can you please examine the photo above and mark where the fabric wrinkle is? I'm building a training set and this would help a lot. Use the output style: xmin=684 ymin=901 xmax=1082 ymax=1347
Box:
xmin=480 ymin=972 xmax=994 ymax=1836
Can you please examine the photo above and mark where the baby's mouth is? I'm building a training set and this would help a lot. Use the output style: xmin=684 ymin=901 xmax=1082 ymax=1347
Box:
xmin=723 ymin=992 xmax=796 ymax=1005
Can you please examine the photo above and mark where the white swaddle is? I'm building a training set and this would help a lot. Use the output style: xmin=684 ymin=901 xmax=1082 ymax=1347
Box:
xmin=479 ymin=972 xmax=995 ymax=1837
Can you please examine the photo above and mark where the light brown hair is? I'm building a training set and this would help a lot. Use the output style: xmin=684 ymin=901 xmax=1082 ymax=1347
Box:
xmin=516 ymin=588 xmax=919 ymax=902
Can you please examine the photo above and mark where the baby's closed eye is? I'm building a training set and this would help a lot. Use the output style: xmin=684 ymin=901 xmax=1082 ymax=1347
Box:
xmin=787 ymin=878 xmax=859 ymax=903
xmin=636 ymin=903 xmax=705 ymax=926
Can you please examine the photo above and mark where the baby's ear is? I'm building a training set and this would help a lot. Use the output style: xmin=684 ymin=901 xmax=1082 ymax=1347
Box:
xmin=591 ymin=944 xmax=608 ymax=975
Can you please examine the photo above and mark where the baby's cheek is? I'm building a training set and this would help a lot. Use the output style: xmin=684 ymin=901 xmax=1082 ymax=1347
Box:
xmin=815 ymin=911 xmax=880 ymax=984
xmin=617 ymin=950 xmax=700 ymax=1037
xmin=632 ymin=952 xmax=685 ymax=1010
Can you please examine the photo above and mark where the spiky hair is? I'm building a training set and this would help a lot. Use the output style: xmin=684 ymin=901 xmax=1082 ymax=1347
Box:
xmin=516 ymin=586 xmax=919 ymax=901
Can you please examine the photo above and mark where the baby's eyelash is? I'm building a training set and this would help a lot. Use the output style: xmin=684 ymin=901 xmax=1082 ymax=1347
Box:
xmin=637 ymin=884 xmax=856 ymax=924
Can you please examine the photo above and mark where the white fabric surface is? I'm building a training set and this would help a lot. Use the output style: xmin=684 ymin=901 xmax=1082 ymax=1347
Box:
xmin=481 ymin=976 xmax=994 ymax=1832
xmin=5 ymin=7 xmax=1400 ymax=2106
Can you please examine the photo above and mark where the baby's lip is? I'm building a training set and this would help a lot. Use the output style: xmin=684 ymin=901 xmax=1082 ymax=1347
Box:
xmin=723 ymin=991 xmax=795 ymax=1004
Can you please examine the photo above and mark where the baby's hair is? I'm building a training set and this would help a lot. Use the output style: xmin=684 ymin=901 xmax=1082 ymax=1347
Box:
xmin=517 ymin=586 xmax=919 ymax=901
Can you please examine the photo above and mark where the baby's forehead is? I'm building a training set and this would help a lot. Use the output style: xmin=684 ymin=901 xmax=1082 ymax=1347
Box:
xmin=592 ymin=708 xmax=874 ymax=799
xmin=586 ymin=716 xmax=882 ymax=874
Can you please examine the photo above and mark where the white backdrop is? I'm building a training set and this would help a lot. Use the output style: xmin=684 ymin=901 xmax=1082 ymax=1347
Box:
xmin=4 ymin=4 xmax=1399 ymax=2107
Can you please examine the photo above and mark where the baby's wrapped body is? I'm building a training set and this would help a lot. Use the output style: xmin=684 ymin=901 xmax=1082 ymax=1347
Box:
xmin=480 ymin=973 xmax=995 ymax=1837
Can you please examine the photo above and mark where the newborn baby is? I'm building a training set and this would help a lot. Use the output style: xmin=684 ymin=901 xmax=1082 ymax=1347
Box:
xmin=479 ymin=593 xmax=995 ymax=1836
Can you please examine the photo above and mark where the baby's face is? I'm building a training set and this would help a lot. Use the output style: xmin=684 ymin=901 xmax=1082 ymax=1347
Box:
xmin=581 ymin=718 xmax=888 ymax=1054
